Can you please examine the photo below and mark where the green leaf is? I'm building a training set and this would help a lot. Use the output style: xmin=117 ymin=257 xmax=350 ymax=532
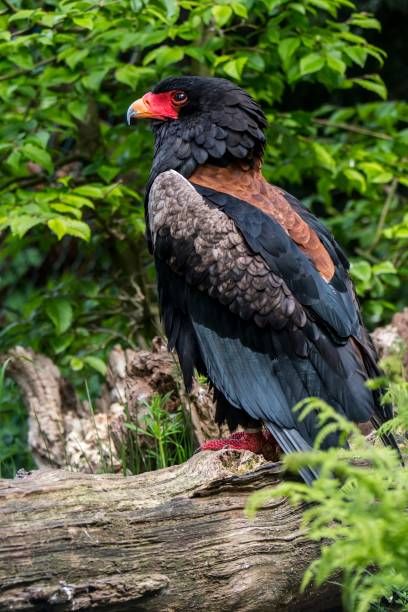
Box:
xmin=5 ymin=150 xmax=22 ymax=173
xmin=350 ymin=260 xmax=371 ymax=282
xmin=312 ymin=142 xmax=335 ymax=171
xmin=278 ymin=38 xmax=300 ymax=70
xmin=291 ymin=3 xmax=306 ymax=14
xmin=96 ymin=165 xmax=120 ymax=183
xmin=160 ymin=0 xmax=178 ymax=18
xmin=82 ymin=69 xmax=109 ymax=91
xmin=21 ymin=144 xmax=53 ymax=173
xmin=372 ymin=261 xmax=397 ymax=275
xmin=59 ymin=194 xmax=94 ymax=209
xmin=343 ymin=168 xmax=366 ymax=192
xmin=7 ymin=215 xmax=42 ymax=237
xmin=50 ymin=203 xmax=82 ymax=219
xmin=359 ymin=162 xmax=393 ymax=184
xmin=38 ymin=12 xmax=65 ymax=27
xmin=144 ymin=46 xmax=184 ymax=68
xmin=48 ymin=218 xmax=91 ymax=241
xmin=67 ymin=100 xmax=88 ymax=121
xmin=72 ymin=15 xmax=94 ymax=29
xmin=248 ymin=54 xmax=265 ymax=72
xmin=299 ymin=53 xmax=325 ymax=76
xmin=115 ymin=64 xmax=141 ymax=88
xmin=11 ymin=51 xmax=34 ymax=70
xmin=8 ymin=10 xmax=35 ymax=22
xmin=212 ymin=6 xmax=233 ymax=27
xmin=50 ymin=334 xmax=74 ymax=355
xmin=83 ymin=355 xmax=107 ymax=376
xmin=66 ymin=49 xmax=88 ymax=69
xmin=231 ymin=2 xmax=248 ymax=18
xmin=46 ymin=298 xmax=73 ymax=334
xmin=353 ymin=77 xmax=387 ymax=100
xmin=222 ymin=57 xmax=248 ymax=80
xmin=73 ymin=185 xmax=105 ymax=199
xmin=344 ymin=46 xmax=367 ymax=67
xmin=326 ymin=54 xmax=346 ymax=76
xmin=384 ymin=216 xmax=408 ymax=240
xmin=349 ymin=14 xmax=381 ymax=30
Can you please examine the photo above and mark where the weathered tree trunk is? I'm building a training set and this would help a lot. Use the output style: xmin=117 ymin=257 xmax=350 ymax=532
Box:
xmin=0 ymin=451 xmax=339 ymax=612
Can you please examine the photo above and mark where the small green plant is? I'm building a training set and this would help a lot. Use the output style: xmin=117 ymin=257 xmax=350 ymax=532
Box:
xmin=122 ymin=392 xmax=194 ymax=474
xmin=246 ymin=386 xmax=408 ymax=612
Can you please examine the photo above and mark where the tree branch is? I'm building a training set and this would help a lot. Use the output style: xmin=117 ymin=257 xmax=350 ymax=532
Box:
xmin=314 ymin=118 xmax=393 ymax=141
xmin=367 ymin=178 xmax=398 ymax=255
xmin=1 ymin=0 xmax=17 ymax=12
xmin=0 ymin=57 xmax=55 ymax=83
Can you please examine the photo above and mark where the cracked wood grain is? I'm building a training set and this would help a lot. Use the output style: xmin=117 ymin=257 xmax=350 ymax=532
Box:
xmin=0 ymin=451 xmax=339 ymax=611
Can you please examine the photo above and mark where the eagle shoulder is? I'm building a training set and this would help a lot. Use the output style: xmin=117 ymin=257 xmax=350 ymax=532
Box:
xmin=148 ymin=170 xmax=306 ymax=331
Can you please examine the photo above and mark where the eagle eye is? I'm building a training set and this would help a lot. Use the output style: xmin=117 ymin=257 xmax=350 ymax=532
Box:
xmin=171 ymin=90 xmax=188 ymax=106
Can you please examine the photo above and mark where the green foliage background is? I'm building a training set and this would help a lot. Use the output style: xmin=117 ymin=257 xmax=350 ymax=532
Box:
xmin=0 ymin=0 xmax=407 ymax=471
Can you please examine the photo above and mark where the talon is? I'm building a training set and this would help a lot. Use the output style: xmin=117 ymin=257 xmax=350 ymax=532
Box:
xmin=200 ymin=430 xmax=281 ymax=459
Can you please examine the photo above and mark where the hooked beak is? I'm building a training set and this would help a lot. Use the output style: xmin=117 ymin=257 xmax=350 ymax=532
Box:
xmin=127 ymin=93 xmax=156 ymax=124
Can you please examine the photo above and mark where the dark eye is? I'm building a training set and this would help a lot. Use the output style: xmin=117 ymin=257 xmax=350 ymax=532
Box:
xmin=171 ymin=91 xmax=188 ymax=106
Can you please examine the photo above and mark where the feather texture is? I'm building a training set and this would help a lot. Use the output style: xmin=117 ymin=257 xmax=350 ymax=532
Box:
xmin=148 ymin=170 xmax=396 ymax=475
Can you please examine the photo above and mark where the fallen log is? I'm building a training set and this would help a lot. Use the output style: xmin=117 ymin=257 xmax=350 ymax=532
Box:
xmin=0 ymin=451 xmax=339 ymax=611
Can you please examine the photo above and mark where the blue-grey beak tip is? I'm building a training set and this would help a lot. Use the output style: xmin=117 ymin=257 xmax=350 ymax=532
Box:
xmin=127 ymin=106 xmax=136 ymax=126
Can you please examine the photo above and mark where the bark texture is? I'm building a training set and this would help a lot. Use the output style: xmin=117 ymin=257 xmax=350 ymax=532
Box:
xmin=0 ymin=451 xmax=340 ymax=612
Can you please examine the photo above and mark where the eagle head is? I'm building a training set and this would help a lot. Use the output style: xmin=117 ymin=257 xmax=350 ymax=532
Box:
xmin=127 ymin=76 xmax=267 ymax=179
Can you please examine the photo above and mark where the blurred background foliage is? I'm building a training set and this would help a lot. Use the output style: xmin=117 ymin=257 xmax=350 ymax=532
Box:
xmin=0 ymin=0 xmax=407 ymax=475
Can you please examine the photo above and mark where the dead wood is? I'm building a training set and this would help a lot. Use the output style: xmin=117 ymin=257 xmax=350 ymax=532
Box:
xmin=5 ymin=340 xmax=226 ymax=472
xmin=371 ymin=307 xmax=408 ymax=374
xmin=0 ymin=450 xmax=340 ymax=612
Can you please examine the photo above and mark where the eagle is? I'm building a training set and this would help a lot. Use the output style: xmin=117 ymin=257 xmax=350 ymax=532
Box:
xmin=127 ymin=75 xmax=396 ymax=482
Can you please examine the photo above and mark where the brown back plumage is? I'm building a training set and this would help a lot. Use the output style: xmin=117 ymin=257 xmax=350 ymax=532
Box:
xmin=190 ymin=164 xmax=335 ymax=282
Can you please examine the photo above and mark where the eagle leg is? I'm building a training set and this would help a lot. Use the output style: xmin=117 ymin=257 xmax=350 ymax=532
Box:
xmin=200 ymin=430 xmax=281 ymax=460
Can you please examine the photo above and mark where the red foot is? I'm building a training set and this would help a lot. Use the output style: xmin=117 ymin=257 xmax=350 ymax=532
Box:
xmin=200 ymin=430 xmax=280 ymax=459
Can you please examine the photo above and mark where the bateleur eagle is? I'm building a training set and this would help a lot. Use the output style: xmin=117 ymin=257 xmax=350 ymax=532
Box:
xmin=127 ymin=76 xmax=397 ymax=483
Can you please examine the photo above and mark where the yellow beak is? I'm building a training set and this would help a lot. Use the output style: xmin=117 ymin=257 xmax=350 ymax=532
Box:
xmin=127 ymin=95 xmax=155 ymax=124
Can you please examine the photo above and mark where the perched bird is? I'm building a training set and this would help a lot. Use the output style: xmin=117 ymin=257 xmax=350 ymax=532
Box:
xmin=127 ymin=76 xmax=396 ymax=482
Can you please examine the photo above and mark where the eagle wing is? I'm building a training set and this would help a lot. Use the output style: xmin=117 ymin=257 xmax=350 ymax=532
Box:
xmin=149 ymin=169 xmax=392 ymax=477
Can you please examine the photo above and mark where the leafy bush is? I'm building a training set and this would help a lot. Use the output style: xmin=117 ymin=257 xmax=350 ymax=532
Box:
xmin=246 ymin=379 xmax=408 ymax=612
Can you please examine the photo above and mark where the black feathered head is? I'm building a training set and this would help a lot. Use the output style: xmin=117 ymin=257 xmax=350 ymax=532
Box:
xmin=127 ymin=76 xmax=267 ymax=181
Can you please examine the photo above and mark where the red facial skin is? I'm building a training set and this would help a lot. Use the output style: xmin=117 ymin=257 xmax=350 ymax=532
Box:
xmin=129 ymin=91 xmax=183 ymax=120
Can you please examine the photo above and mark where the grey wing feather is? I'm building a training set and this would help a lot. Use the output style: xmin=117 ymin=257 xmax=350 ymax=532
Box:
xmin=149 ymin=170 xmax=307 ymax=331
